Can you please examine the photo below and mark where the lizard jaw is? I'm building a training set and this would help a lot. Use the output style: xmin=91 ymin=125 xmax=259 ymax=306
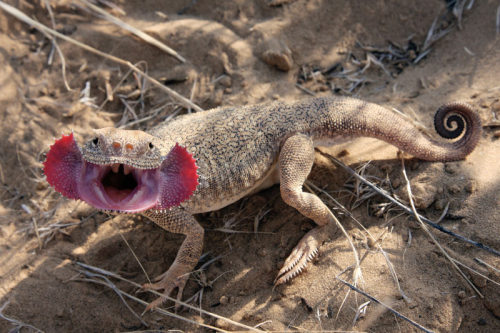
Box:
xmin=78 ymin=162 xmax=160 ymax=213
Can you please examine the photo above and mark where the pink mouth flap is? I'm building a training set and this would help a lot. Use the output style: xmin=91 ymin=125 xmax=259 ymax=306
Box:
xmin=43 ymin=133 xmax=83 ymax=200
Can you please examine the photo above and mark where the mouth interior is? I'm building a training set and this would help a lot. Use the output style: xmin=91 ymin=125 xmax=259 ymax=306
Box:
xmin=101 ymin=164 xmax=138 ymax=201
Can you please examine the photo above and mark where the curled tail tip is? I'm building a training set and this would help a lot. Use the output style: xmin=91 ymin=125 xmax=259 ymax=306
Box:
xmin=433 ymin=101 xmax=482 ymax=158
xmin=434 ymin=101 xmax=482 ymax=139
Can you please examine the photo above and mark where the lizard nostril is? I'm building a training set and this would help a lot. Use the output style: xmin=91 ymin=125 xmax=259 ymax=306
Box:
xmin=125 ymin=143 xmax=134 ymax=150
xmin=113 ymin=142 xmax=121 ymax=149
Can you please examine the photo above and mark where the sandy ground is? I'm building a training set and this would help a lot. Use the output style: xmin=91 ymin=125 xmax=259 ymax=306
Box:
xmin=0 ymin=0 xmax=499 ymax=332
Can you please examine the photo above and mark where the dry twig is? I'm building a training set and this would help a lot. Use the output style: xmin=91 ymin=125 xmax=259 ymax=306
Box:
xmin=75 ymin=262 xmax=265 ymax=332
xmin=336 ymin=277 xmax=433 ymax=333
xmin=0 ymin=1 xmax=202 ymax=112
xmin=400 ymin=159 xmax=483 ymax=298
xmin=317 ymin=150 xmax=500 ymax=257
xmin=0 ymin=300 xmax=43 ymax=333
xmin=76 ymin=0 xmax=186 ymax=63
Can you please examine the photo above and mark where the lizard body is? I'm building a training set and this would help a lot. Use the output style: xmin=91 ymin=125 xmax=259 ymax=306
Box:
xmin=44 ymin=96 xmax=481 ymax=309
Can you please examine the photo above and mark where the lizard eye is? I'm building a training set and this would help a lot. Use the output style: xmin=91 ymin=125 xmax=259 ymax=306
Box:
xmin=148 ymin=142 xmax=154 ymax=149
xmin=92 ymin=138 xmax=99 ymax=146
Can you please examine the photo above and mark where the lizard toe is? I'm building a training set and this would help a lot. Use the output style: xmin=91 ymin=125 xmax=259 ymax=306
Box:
xmin=142 ymin=262 xmax=191 ymax=311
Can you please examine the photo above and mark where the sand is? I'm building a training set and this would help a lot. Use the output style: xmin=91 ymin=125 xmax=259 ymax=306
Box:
xmin=0 ymin=0 xmax=499 ymax=332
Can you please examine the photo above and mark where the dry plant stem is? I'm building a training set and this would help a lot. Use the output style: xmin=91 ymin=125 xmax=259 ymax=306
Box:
xmin=0 ymin=1 xmax=202 ymax=112
xmin=42 ymin=0 xmax=72 ymax=91
xmin=303 ymin=182 xmax=362 ymax=285
xmin=187 ymin=77 xmax=197 ymax=113
xmin=76 ymin=0 xmax=186 ymax=63
xmin=0 ymin=300 xmax=43 ymax=332
xmin=118 ymin=231 xmax=152 ymax=285
xmin=452 ymin=258 xmax=500 ymax=288
xmin=336 ymin=277 xmax=433 ymax=333
xmin=75 ymin=262 xmax=265 ymax=332
xmin=497 ymin=5 xmax=500 ymax=34
xmin=295 ymin=83 xmax=316 ymax=96
xmin=31 ymin=217 xmax=42 ymax=249
xmin=475 ymin=257 xmax=500 ymax=274
xmin=334 ymin=250 xmax=372 ymax=320
xmin=401 ymin=159 xmax=483 ymax=298
xmin=306 ymin=181 xmax=408 ymax=302
xmin=99 ymin=67 xmax=135 ymax=110
xmin=318 ymin=150 xmax=500 ymax=257
xmin=76 ymin=275 xmax=228 ymax=332
xmin=76 ymin=272 xmax=147 ymax=326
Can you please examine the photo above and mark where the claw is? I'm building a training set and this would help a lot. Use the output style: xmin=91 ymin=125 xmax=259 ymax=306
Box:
xmin=274 ymin=227 xmax=325 ymax=286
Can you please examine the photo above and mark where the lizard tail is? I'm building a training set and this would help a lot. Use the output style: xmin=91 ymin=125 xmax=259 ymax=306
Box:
xmin=365 ymin=101 xmax=482 ymax=162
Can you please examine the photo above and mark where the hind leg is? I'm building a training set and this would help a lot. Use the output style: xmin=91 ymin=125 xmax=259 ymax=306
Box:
xmin=275 ymin=134 xmax=336 ymax=285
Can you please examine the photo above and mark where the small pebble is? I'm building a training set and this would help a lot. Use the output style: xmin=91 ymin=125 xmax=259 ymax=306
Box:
xmin=215 ymin=318 xmax=236 ymax=331
xmin=485 ymin=296 xmax=500 ymax=317
xmin=434 ymin=199 xmax=447 ymax=210
xmin=408 ymin=300 xmax=418 ymax=309
xmin=261 ymin=38 xmax=293 ymax=71
xmin=471 ymin=274 xmax=487 ymax=288
xmin=491 ymin=100 xmax=500 ymax=111
xmin=262 ymin=261 xmax=273 ymax=273
xmin=408 ymin=50 xmax=416 ymax=60
xmin=448 ymin=184 xmax=461 ymax=194
xmin=380 ymin=164 xmax=392 ymax=172
xmin=219 ymin=75 xmax=232 ymax=87
xmin=219 ymin=295 xmax=229 ymax=305
xmin=445 ymin=163 xmax=460 ymax=174
xmin=268 ymin=0 xmax=295 ymax=6
xmin=161 ymin=64 xmax=196 ymax=84
xmin=407 ymin=183 xmax=437 ymax=209
xmin=465 ymin=181 xmax=477 ymax=193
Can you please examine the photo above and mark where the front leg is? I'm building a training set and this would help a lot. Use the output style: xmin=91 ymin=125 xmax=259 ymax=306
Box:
xmin=141 ymin=207 xmax=204 ymax=311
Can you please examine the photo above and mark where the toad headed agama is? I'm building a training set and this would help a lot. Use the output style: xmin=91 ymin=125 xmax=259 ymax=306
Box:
xmin=44 ymin=96 xmax=481 ymax=309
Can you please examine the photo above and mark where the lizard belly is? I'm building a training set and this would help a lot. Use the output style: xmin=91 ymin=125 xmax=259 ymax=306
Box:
xmin=313 ymin=135 xmax=354 ymax=147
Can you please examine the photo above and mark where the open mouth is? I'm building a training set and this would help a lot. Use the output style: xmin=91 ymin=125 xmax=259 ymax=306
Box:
xmin=101 ymin=164 xmax=138 ymax=202
xmin=78 ymin=161 xmax=160 ymax=213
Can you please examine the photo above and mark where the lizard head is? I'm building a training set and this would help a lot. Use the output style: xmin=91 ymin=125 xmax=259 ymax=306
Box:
xmin=43 ymin=128 xmax=198 ymax=213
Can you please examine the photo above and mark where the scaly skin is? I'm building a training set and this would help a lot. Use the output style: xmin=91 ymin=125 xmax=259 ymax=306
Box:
xmin=44 ymin=96 xmax=482 ymax=310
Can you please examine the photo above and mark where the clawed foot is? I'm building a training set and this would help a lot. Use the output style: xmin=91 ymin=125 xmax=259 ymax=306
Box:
xmin=274 ymin=226 xmax=326 ymax=285
xmin=141 ymin=262 xmax=191 ymax=312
